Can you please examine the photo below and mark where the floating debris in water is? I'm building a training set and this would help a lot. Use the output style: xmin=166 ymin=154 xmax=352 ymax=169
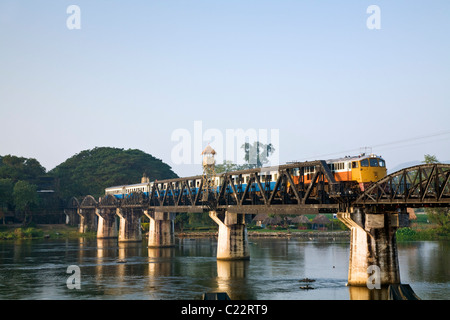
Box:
xmin=299 ymin=278 xmax=315 ymax=283
xmin=299 ymin=284 xmax=315 ymax=290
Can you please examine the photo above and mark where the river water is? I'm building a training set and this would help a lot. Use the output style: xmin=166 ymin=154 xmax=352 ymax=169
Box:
xmin=0 ymin=237 xmax=448 ymax=300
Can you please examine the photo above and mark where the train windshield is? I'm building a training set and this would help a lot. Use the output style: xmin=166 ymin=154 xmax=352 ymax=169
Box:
xmin=378 ymin=159 xmax=386 ymax=167
xmin=369 ymin=158 xmax=379 ymax=167
xmin=360 ymin=159 xmax=369 ymax=167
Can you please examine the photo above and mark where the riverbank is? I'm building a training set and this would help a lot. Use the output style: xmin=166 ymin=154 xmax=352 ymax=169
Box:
xmin=0 ymin=224 xmax=350 ymax=240
xmin=1 ymin=223 xmax=448 ymax=241
xmin=0 ymin=224 xmax=94 ymax=240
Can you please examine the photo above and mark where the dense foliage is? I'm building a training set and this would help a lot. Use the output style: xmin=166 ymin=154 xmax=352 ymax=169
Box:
xmin=0 ymin=155 xmax=46 ymax=185
xmin=0 ymin=156 xmax=45 ymax=223
xmin=422 ymin=154 xmax=449 ymax=234
xmin=49 ymin=147 xmax=178 ymax=199
xmin=0 ymin=148 xmax=178 ymax=224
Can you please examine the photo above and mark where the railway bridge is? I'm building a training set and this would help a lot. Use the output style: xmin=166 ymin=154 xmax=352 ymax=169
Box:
xmin=65 ymin=162 xmax=450 ymax=287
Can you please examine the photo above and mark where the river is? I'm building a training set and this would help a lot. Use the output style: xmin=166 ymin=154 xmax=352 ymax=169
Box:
xmin=0 ymin=237 xmax=448 ymax=300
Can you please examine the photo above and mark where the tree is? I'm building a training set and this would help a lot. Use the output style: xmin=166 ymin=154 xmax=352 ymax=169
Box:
xmin=215 ymin=160 xmax=247 ymax=174
xmin=0 ymin=155 xmax=46 ymax=184
xmin=0 ymin=179 xmax=14 ymax=207
xmin=422 ymin=154 xmax=449 ymax=232
xmin=0 ymin=179 xmax=14 ymax=224
xmin=174 ymin=213 xmax=190 ymax=232
xmin=216 ymin=141 xmax=276 ymax=173
xmin=241 ymin=141 xmax=275 ymax=169
xmin=13 ymin=180 xmax=38 ymax=225
xmin=422 ymin=154 xmax=439 ymax=164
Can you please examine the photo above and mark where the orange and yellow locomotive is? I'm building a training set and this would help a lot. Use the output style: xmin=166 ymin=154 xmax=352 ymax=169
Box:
xmin=300 ymin=153 xmax=387 ymax=191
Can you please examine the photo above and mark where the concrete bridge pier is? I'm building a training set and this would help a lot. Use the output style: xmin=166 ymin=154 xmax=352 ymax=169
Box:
xmin=338 ymin=208 xmax=408 ymax=287
xmin=77 ymin=208 xmax=97 ymax=233
xmin=116 ymin=207 xmax=142 ymax=242
xmin=144 ymin=211 xmax=175 ymax=247
xmin=209 ymin=211 xmax=250 ymax=260
xmin=95 ymin=208 xmax=118 ymax=239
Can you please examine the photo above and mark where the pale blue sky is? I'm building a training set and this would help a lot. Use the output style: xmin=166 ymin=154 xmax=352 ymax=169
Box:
xmin=1 ymin=1 xmax=449 ymax=177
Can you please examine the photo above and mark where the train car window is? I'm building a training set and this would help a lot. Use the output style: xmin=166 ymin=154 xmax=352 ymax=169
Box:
xmin=273 ymin=173 xmax=278 ymax=181
xmin=352 ymin=162 xmax=358 ymax=168
xmin=305 ymin=166 xmax=315 ymax=174
xmin=361 ymin=159 xmax=369 ymax=167
xmin=369 ymin=158 xmax=378 ymax=167
xmin=378 ymin=159 xmax=386 ymax=167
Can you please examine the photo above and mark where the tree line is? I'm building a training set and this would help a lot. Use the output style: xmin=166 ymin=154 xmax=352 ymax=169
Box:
xmin=0 ymin=147 xmax=178 ymax=225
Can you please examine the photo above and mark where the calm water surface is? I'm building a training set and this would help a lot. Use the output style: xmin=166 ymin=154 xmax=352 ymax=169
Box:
xmin=0 ymin=237 xmax=448 ymax=300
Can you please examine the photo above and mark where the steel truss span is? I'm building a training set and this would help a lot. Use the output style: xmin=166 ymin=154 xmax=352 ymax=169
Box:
xmin=354 ymin=164 xmax=450 ymax=209
xmin=72 ymin=164 xmax=450 ymax=214
xmin=127 ymin=160 xmax=346 ymax=214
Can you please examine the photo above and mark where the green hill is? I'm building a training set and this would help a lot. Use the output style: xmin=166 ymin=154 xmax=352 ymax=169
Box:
xmin=49 ymin=147 xmax=178 ymax=199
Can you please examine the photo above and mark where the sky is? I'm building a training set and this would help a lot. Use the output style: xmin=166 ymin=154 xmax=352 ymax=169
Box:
xmin=1 ymin=0 xmax=449 ymax=178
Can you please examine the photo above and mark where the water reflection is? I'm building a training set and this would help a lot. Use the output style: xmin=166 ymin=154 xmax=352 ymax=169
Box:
xmin=0 ymin=238 xmax=447 ymax=300
xmin=348 ymin=286 xmax=389 ymax=300
xmin=216 ymin=260 xmax=250 ymax=300
xmin=148 ymin=247 xmax=175 ymax=276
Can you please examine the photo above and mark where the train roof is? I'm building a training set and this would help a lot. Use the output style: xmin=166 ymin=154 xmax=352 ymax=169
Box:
xmin=105 ymin=182 xmax=149 ymax=190
xmin=325 ymin=153 xmax=384 ymax=163
xmin=105 ymin=154 xmax=386 ymax=191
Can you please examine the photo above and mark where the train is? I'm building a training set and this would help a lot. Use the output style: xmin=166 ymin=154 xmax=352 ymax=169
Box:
xmin=105 ymin=153 xmax=387 ymax=199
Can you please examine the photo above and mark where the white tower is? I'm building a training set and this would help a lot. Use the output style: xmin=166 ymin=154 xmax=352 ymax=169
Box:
xmin=201 ymin=145 xmax=216 ymax=201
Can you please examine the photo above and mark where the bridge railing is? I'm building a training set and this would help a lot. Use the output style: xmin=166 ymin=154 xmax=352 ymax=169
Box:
xmin=74 ymin=164 xmax=450 ymax=214
xmin=354 ymin=164 xmax=450 ymax=208
xmin=74 ymin=160 xmax=363 ymax=214
xmin=126 ymin=160 xmax=354 ymax=213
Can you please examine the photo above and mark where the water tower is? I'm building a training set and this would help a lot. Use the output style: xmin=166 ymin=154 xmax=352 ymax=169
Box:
xmin=201 ymin=145 xmax=216 ymax=201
